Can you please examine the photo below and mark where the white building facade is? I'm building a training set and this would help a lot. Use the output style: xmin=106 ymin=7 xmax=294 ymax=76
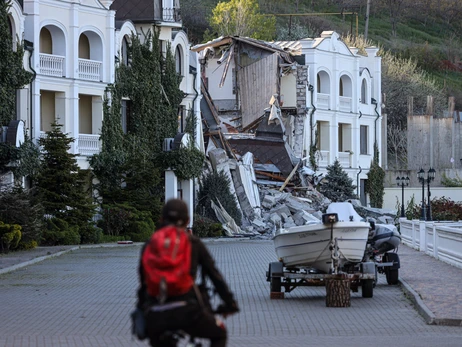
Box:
xmin=8 ymin=0 xmax=201 ymax=169
xmin=277 ymin=32 xmax=383 ymax=204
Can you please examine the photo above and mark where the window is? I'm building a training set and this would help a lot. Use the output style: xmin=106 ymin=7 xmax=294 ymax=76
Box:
xmin=121 ymin=99 xmax=132 ymax=134
xmin=339 ymin=79 xmax=344 ymax=96
xmin=360 ymin=125 xmax=368 ymax=155
xmin=338 ymin=124 xmax=344 ymax=152
xmin=175 ymin=46 xmax=182 ymax=75
xmin=360 ymin=79 xmax=367 ymax=104
xmin=121 ymin=36 xmax=129 ymax=65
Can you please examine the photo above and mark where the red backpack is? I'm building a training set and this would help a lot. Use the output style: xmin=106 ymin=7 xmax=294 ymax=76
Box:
xmin=142 ymin=226 xmax=194 ymax=298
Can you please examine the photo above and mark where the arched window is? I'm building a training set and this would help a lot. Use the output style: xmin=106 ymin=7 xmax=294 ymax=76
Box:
xmin=317 ymin=71 xmax=330 ymax=94
xmin=79 ymin=34 xmax=90 ymax=59
xmin=40 ymin=27 xmax=53 ymax=54
xmin=175 ymin=46 xmax=182 ymax=75
xmin=339 ymin=75 xmax=352 ymax=97
xmin=121 ymin=36 xmax=129 ymax=65
xmin=361 ymin=79 xmax=368 ymax=104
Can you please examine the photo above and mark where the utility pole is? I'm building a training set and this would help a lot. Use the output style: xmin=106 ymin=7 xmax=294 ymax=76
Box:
xmin=365 ymin=0 xmax=371 ymax=40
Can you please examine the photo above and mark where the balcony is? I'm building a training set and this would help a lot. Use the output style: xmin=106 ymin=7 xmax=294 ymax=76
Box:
xmin=338 ymin=151 xmax=351 ymax=168
xmin=318 ymin=150 xmax=329 ymax=167
xmin=339 ymin=96 xmax=352 ymax=113
xmin=39 ymin=132 xmax=100 ymax=156
xmin=162 ymin=7 xmax=181 ymax=22
xmin=77 ymin=134 xmax=100 ymax=156
xmin=39 ymin=53 xmax=65 ymax=77
xmin=78 ymin=59 xmax=102 ymax=81
xmin=317 ymin=93 xmax=330 ymax=110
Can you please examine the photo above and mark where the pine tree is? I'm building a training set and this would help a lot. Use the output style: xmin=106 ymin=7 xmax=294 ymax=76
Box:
xmin=36 ymin=123 xmax=95 ymax=241
xmin=320 ymin=158 xmax=356 ymax=202
xmin=197 ymin=170 xmax=242 ymax=225
xmin=367 ymin=142 xmax=385 ymax=208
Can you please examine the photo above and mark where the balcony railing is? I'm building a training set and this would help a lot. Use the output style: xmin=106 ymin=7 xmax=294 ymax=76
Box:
xmin=162 ymin=7 xmax=181 ymax=22
xmin=39 ymin=132 xmax=100 ymax=156
xmin=317 ymin=93 xmax=330 ymax=110
xmin=77 ymin=134 xmax=100 ymax=156
xmin=78 ymin=59 xmax=102 ymax=81
xmin=39 ymin=53 xmax=65 ymax=77
xmin=338 ymin=151 xmax=351 ymax=168
xmin=318 ymin=150 xmax=329 ymax=167
xmin=339 ymin=96 xmax=352 ymax=113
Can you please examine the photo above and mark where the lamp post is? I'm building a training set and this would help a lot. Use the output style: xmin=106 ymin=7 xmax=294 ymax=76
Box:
xmin=426 ymin=168 xmax=436 ymax=221
xmin=396 ymin=176 xmax=410 ymax=218
xmin=417 ymin=168 xmax=436 ymax=221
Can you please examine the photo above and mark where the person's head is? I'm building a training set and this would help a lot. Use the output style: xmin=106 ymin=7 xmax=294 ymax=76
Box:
xmin=161 ymin=198 xmax=190 ymax=228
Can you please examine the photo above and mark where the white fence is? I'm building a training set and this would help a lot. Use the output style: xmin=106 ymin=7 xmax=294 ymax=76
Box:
xmin=78 ymin=59 xmax=102 ymax=81
xmin=399 ymin=218 xmax=462 ymax=269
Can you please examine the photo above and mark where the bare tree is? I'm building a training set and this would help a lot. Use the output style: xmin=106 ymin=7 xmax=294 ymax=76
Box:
xmin=387 ymin=124 xmax=407 ymax=169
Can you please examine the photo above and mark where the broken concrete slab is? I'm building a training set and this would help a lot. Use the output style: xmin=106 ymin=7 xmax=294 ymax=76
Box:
xmin=269 ymin=204 xmax=292 ymax=218
xmin=261 ymin=195 xmax=276 ymax=209
xmin=285 ymin=196 xmax=316 ymax=214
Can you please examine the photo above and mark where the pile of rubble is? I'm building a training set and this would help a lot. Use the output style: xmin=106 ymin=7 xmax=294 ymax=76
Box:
xmin=205 ymin=148 xmax=396 ymax=238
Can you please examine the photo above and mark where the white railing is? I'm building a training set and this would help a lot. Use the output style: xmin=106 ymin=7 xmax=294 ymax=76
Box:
xmin=339 ymin=96 xmax=352 ymax=112
xmin=317 ymin=150 xmax=329 ymax=167
xmin=400 ymin=219 xmax=462 ymax=269
xmin=78 ymin=134 xmax=100 ymax=156
xmin=39 ymin=53 xmax=65 ymax=77
xmin=316 ymin=93 xmax=330 ymax=110
xmin=78 ymin=59 xmax=102 ymax=81
xmin=39 ymin=132 xmax=100 ymax=156
xmin=338 ymin=151 xmax=351 ymax=168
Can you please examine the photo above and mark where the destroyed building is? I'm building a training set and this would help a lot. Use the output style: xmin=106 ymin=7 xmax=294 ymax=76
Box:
xmin=191 ymin=32 xmax=385 ymax=235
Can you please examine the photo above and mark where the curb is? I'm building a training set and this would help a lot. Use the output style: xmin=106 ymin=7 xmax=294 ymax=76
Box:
xmin=399 ymin=277 xmax=462 ymax=326
xmin=0 ymin=243 xmax=143 ymax=276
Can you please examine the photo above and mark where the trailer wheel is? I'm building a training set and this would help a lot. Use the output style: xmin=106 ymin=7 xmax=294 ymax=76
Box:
xmin=270 ymin=277 xmax=282 ymax=293
xmin=386 ymin=269 xmax=399 ymax=285
xmin=362 ymin=279 xmax=374 ymax=298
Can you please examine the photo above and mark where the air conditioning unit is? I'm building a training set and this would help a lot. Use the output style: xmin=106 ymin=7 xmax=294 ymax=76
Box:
xmin=163 ymin=138 xmax=175 ymax=152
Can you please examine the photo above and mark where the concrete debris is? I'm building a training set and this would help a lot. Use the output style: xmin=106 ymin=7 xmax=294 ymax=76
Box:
xmin=261 ymin=195 xmax=276 ymax=209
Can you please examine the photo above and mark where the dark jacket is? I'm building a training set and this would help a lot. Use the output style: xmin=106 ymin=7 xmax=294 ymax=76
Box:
xmin=137 ymin=231 xmax=235 ymax=310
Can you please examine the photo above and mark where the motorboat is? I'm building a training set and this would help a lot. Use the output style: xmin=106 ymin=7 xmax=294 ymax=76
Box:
xmin=273 ymin=202 xmax=370 ymax=274
xmin=368 ymin=223 xmax=401 ymax=255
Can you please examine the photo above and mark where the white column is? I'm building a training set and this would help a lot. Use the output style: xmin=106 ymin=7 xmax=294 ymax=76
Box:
xmin=92 ymin=96 xmax=103 ymax=134
xmin=32 ymin=81 xmax=41 ymax=142
xmin=165 ymin=170 xmax=178 ymax=201
xmin=181 ymin=179 xmax=194 ymax=227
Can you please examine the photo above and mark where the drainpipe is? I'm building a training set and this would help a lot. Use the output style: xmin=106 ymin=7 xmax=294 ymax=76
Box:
xmin=356 ymin=166 xmax=362 ymax=198
xmin=189 ymin=64 xmax=199 ymax=223
xmin=24 ymin=40 xmax=36 ymax=140
xmin=308 ymin=84 xmax=316 ymax=146
xmin=372 ymin=98 xmax=379 ymax=146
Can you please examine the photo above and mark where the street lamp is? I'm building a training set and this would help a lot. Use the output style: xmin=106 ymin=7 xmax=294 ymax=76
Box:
xmin=418 ymin=168 xmax=426 ymax=220
xmin=427 ymin=168 xmax=436 ymax=221
xmin=396 ymin=176 xmax=410 ymax=218
xmin=417 ymin=167 xmax=436 ymax=221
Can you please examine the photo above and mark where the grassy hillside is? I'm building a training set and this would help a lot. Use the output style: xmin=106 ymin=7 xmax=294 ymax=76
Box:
xmin=181 ymin=0 xmax=462 ymax=108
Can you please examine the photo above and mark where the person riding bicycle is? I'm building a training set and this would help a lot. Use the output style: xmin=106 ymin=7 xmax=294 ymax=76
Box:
xmin=137 ymin=198 xmax=239 ymax=347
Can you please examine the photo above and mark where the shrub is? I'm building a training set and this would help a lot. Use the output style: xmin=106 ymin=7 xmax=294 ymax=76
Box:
xmin=0 ymin=221 xmax=22 ymax=253
xmin=79 ymin=224 xmax=102 ymax=244
xmin=193 ymin=215 xmax=224 ymax=238
xmin=16 ymin=240 xmax=38 ymax=250
xmin=42 ymin=217 xmax=80 ymax=245
xmin=431 ymin=197 xmax=462 ymax=221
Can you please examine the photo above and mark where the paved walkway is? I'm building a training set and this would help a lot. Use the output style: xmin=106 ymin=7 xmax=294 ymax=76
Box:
xmin=1 ymin=241 xmax=462 ymax=326
xmin=0 ymin=240 xmax=461 ymax=347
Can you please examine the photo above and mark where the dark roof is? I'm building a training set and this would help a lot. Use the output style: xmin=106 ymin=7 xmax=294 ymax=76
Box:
xmin=110 ymin=0 xmax=155 ymax=23
xmin=227 ymin=137 xmax=294 ymax=177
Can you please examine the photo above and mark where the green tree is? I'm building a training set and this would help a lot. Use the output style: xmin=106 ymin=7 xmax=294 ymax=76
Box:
xmin=90 ymin=29 xmax=204 ymax=238
xmin=319 ymin=158 xmax=356 ymax=202
xmin=367 ymin=142 xmax=385 ymax=208
xmin=197 ymin=170 xmax=241 ymax=225
xmin=210 ymin=0 xmax=276 ymax=40
xmin=0 ymin=1 xmax=33 ymax=126
xmin=36 ymin=123 xmax=96 ymax=243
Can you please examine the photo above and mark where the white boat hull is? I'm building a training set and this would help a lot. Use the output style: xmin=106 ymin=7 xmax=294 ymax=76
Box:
xmin=273 ymin=222 xmax=370 ymax=273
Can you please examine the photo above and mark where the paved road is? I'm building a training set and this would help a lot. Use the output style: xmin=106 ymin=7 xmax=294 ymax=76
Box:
xmin=1 ymin=240 xmax=461 ymax=347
